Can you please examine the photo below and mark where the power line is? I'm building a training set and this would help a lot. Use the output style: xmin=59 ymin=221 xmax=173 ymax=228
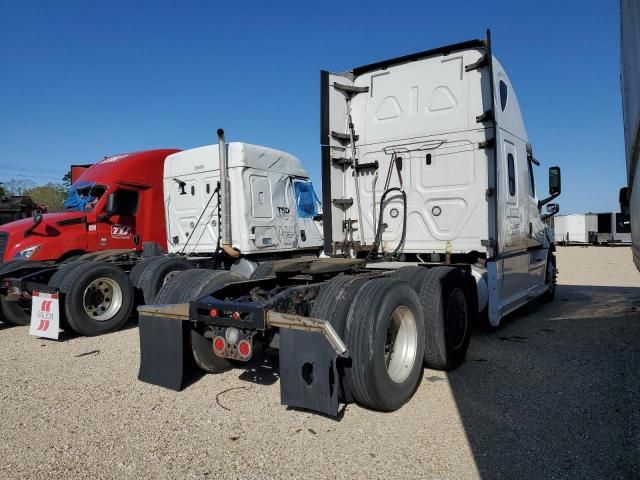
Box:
xmin=1 ymin=172 xmax=63 ymax=182
xmin=0 ymin=163 xmax=64 ymax=175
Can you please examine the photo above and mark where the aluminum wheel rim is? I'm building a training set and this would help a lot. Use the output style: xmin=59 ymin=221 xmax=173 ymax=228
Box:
xmin=385 ymin=305 xmax=418 ymax=383
xmin=83 ymin=277 xmax=123 ymax=322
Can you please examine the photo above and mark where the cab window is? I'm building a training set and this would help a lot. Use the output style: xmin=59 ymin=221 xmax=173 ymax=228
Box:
xmin=293 ymin=180 xmax=320 ymax=218
xmin=114 ymin=189 xmax=139 ymax=216
xmin=527 ymin=159 xmax=536 ymax=197
xmin=507 ymin=153 xmax=516 ymax=197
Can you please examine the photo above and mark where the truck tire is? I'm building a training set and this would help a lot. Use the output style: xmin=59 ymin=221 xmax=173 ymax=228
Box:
xmin=138 ymin=256 xmax=194 ymax=304
xmin=249 ymin=262 xmax=274 ymax=280
xmin=309 ymin=274 xmax=369 ymax=402
xmin=419 ymin=267 xmax=471 ymax=371
xmin=128 ymin=256 xmax=163 ymax=290
xmin=155 ymin=269 xmax=244 ymax=374
xmin=389 ymin=265 xmax=429 ymax=289
xmin=0 ymin=260 xmax=53 ymax=325
xmin=344 ymin=278 xmax=425 ymax=411
xmin=50 ymin=262 xmax=134 ymax=336
xmin=0 ymin=296 xmax=32 ymax=325
xmin=541 ymin=252 xmax=557 ymax=303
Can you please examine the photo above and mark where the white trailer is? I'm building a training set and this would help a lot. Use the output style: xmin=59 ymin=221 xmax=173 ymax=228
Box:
xmin=553 ymin=214 xmax=597 ymax=244
xmin=138 ymin=31 xmax=562 ymax=416
xmin=554 ymin=213 xmax=631 ymax=245
xmin=620 ymin=0 xmax=640 ymax=269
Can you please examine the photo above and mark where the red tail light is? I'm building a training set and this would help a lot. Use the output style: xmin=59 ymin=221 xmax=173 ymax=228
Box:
xmin=231 ymin=311 xmax=241 ymax=321
xmin=237 ymin=339 xmax=251 ymax=359
xmin=213 ymin=336 xmax=226 ymax=354
xmin=209 ymin=308 xmax=218 ymax=318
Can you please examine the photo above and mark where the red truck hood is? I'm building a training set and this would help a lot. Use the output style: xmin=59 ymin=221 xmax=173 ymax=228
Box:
xmin=0 ymin=212 xmax=87 ymax=235
xmin=0 ymin=212 xmax=90 ymax=261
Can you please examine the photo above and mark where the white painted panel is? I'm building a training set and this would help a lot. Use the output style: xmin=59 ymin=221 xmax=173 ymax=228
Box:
xmin=327 ymin=47 xmax=490 ymax=254
xmin=250 ymin=175 xmax=273 ymax=219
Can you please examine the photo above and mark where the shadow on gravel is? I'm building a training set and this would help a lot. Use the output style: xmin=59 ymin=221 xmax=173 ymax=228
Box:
xmin=0 ymin=321 xmax=19 ymax=331
xmin=238 ymin=350 xmax=280 ymax=386
xmin=449 ymin=284 xmax=640 ymax=479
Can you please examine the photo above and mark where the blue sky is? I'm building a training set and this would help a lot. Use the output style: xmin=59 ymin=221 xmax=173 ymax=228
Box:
xmin=0 ymin=0 xmax=624 ymax=214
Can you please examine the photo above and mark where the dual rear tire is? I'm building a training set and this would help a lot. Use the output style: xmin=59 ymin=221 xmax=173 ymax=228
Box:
xmin=311 ymin=266 xmax=472 ymax=412
xmin=129 ymin=256 xmax=194 ymax=304
xmin=154 ymin=269 xmax=245 ymax=373
xmin=391 ymin=266 xmax=471 ymax=371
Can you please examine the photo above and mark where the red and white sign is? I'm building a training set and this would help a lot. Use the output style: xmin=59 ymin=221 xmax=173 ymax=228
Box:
xmin=29 ymin=292 xmax=60 ymax=339
xmin=111 ymin=225 xmax=132 ymax=239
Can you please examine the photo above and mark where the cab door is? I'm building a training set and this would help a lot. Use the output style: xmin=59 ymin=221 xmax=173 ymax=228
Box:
xmin=525 ymin=148 xmax=548 ymax=288
xmin=95 ymin=189 xmax=139 ymax=250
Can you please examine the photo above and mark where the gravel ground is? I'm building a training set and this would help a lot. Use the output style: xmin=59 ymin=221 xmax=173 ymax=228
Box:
xmin=0 ymin=246 xmax=639 ymax=479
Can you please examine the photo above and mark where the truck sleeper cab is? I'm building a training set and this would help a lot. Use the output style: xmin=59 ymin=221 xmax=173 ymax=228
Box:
xmin=137 ymin=32 xmax=561 ymax=417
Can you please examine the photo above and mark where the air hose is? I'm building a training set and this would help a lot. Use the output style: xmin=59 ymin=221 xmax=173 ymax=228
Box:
xmin=366 ymin=186 xmax=407 ymax=262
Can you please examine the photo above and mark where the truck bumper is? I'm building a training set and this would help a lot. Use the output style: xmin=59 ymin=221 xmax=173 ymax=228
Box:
xmin=138 ymin=303 xmax=348 ymax=417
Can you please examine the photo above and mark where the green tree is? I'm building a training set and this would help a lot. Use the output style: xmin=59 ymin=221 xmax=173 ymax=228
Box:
xmin=62 ymin=170 xmax=72 ymax=187
xmin=25 ymin=183 xmax=67 ymax=212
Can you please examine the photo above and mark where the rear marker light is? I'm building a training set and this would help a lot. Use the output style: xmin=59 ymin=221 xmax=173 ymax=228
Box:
xmin=231 ymin=311 xmax=240 ymax=321
xmin=213 ymin=336 xmax=226 ymax=354
xmin=237 ymin=340 xmax=251 ymax=359
xmin=209 ymin=308 xmax=218 ymax=318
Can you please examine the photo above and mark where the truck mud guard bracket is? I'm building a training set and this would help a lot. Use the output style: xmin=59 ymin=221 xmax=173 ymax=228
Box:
xmin=269 ymin=311 xmax=347 ymax=417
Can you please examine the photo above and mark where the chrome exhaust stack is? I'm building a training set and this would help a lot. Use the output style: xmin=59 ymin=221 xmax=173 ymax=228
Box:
xmin=217 ymin=128 xmax=239 ymax=258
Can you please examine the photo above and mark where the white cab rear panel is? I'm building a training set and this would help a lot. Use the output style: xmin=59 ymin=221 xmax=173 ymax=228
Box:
xmin=322 ymin=46 xmax=491 ymax=255
xmin=163 ymin=143 xmax=322 ymax=255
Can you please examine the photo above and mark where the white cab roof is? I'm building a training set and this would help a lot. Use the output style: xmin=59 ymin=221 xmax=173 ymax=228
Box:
xmin=164 ymin=142 xmax=308 ymax=178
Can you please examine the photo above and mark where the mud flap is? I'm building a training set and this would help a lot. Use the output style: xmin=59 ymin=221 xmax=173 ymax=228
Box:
xmin=138 ymin=314 xmax=190 ymax=391
xmin=279 ymin=329 xmax=340 ymax=417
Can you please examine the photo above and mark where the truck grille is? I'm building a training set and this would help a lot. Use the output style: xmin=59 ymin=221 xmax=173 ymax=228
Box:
xmin=0 ymin=232 xmax=8 ymax=261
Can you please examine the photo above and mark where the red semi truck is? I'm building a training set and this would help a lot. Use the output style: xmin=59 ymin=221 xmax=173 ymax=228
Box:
xmin=0 ymin=149 xmax=177 ymax=264
xmin=0 ymin=149 xmax=179 ymax=327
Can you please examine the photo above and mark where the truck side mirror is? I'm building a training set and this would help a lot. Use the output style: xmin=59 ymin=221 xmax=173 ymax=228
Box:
xmin=549 ymin=166 xmax=561 ymax=196
xmin=541 ymin=203 xmax=559 ymax=221
xmin=104 ymin=193 xmax=117 ymax=216
xmin=539 ymin=166 xmax=562 ymax=209
xmin=619 ymin=187 xmax=630 ymax=218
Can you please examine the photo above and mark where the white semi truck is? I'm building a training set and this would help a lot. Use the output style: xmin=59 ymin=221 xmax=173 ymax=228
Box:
xmin=137 ymin=31 xmax=561 ymax=416
xmin=620 ymin=0 xmax=640 ymax=270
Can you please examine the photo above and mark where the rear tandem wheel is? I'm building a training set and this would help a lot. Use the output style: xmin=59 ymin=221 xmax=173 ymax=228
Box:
xmin=154 ymin=269 xmax=245 ymax=373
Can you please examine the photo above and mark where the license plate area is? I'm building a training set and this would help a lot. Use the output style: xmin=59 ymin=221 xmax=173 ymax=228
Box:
xmin=29 ymin=291 xmax=61 ymax=340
